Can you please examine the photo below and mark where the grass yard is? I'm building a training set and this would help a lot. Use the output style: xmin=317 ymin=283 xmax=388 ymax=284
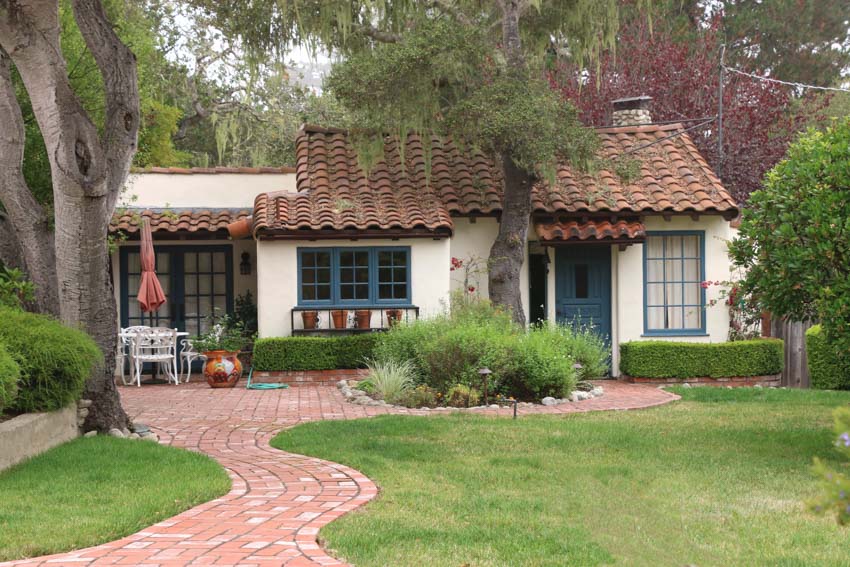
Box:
xmin=0 ymin=436 xmax=230 ymax=561
xmin=273 ymin=387 xmax=850 ymax=566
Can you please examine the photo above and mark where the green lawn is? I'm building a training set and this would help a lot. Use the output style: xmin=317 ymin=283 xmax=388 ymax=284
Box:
xmin=272 ymin=387 xmax=850 ymax=566
xmin=0 ymin=436 xmax=230 ymax=561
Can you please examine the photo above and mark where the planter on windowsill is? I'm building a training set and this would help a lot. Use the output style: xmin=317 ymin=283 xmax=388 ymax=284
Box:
xmin=354 ymin=309 xmax=372 ymax=330
xmin=331 ymin=309 xmax=349 ymax=329
xmin=301 ymin=310 xmax=319 ymax=330
xmin=386 ymin=308 xmax=403 ymax=327
xmin=203 ymin=350 xmax=242 ymax=388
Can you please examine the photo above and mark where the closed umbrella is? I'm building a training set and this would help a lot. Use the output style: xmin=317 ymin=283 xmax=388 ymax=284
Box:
xmin=137 ymin=219 xmax=166 ymax=313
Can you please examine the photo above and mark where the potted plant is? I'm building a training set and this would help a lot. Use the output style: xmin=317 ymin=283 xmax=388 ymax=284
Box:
xmin=386 ymin=308 xmax=404 ymax=327
xmin=354 ymin=309 xmax=372 ymax=329
xmin=331 ymin=309 xmax=349 ymax=329
xmin=301 ymin=310 xmax=319 ymax=329
xmin=192 ymin=315 xmax=247 ymax=388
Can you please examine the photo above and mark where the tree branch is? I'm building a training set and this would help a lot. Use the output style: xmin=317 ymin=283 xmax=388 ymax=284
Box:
xmin=0 ymin=46 xmax=59 ymax=314
xmin=350 ymin=22 xmax=402 ymax=43
xmin=430 ymin=0 xmax=472 ymax=26
xmin=71 ymin=0 xmax=140 ymax=207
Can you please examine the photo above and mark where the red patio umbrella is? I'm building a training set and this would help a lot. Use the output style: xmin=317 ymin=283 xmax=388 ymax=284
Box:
xmin=137 ymin=219 xmax=166 ymax=313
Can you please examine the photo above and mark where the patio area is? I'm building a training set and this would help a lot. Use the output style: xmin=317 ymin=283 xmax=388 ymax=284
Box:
xmin=2 ymin=381 xmax=677 ymax=567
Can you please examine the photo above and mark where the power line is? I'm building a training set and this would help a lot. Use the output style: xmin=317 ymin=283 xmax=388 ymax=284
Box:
xmin=723 ymin=65 xmax=850 ymax=93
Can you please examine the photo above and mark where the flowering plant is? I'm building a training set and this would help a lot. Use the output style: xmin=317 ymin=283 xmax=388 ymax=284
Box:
xmin=810 ymin=408 xmax=850 ymax=525
xmin=702 ymin=278 xmax=763 ymax=341
xmin=192 ymin=314 xmax=247 ymax=353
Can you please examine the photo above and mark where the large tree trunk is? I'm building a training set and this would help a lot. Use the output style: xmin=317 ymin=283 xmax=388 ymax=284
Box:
xmin=489 ymin=154 xmax=534 ymax=324
xmin=0 ymin=48 xmax=59 ymax=315
xmin=0 ymin=0 xmax=139 ymax=430
xmin=488 ymin=0 xmax=534 ymax=325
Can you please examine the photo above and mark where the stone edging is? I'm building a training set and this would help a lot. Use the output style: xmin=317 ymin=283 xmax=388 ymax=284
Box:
xmin=0 ymin=405 xmax=77 ymax=472
xmin=337 ymin=379 xmax=604 ymax=410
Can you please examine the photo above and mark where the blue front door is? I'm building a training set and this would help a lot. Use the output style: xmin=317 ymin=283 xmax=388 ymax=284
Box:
xmin=555 ymin=246 xmax=612 ymax=342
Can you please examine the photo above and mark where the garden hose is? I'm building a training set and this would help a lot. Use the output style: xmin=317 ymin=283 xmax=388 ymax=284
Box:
xmin=245 ymin=366 xmax=289 ymax=390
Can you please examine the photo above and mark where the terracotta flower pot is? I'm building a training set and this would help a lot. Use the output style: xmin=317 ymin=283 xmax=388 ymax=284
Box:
xmin=203 ymin=350 xmax=242 ymax=388
xmin=331 ymin=309 xmax=349 ymax=329
xmin=354 ymin=309 xmax=372 ymax=329
xmin=301 ymin=310 xmax=319 ymax=330
xmin=386 ymin=308 xmax=403 ymax=327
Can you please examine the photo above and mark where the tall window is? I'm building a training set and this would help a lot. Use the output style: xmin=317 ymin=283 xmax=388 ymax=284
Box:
xmin=298 ymin=247 xmax=411 ymax=306
xmin=644 ymin=232 xmax=705 ymax=334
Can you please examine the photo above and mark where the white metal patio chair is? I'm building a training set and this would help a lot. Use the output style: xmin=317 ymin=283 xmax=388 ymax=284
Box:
xmin=179 ymin=338 xmax=207 ymax=383
xmin=118 ymin=325 xmax=150 ymax=386
xmin=130 ymin=328 xmax=179 ymax=387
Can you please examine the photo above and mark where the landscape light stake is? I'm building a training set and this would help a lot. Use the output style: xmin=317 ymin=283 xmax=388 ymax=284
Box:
xmin=478 ymin=368 xmax=492 ymax=405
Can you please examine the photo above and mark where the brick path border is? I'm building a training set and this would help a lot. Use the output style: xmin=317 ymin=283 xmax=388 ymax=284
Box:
xmin=2 ymin=381 xmax=678 ymax=567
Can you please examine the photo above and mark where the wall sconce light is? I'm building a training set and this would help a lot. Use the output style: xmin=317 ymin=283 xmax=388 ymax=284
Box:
xmin=240 ymin=252 xmax=252 ymax=275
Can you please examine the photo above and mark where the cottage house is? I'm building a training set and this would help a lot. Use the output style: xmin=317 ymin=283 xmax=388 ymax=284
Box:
xmin=110 ymin=98 xmax=738 ymax=375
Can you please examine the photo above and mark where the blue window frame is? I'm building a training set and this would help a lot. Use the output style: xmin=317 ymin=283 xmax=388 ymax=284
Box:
xmin=297 ymin=246 xmax=412 ymax=306
xmin=642 ymin=231 xmax=706 ymax=335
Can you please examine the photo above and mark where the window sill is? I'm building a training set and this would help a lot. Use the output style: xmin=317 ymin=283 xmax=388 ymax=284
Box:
xmin=293 ymin=304 xmax=415 ymax=310
xmin=640 ymin=332 xmax=709 ymax=338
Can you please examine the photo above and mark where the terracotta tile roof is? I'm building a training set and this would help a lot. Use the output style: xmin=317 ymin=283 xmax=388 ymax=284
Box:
xmin=131 ymin=166 xmax=295 ymax=174
xmin=532 ymin=124 xmax=737 ymax=216
xmin=534 ymin=219 xmax=646 ymax=243
xmin=252 ymin=128 xmax=454 ymax=237
xmin=110 ymin=208 xmax=251 ymax=234
xmin=252 ymin=123 xmax=736 ymax=238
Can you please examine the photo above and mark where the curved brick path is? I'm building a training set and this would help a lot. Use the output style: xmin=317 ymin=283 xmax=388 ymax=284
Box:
xmin=4 ymin=381 xmax=677 ymax=567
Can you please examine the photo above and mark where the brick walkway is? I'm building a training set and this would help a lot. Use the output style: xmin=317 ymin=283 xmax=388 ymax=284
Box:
xmin=4 ymin=381 xmax=678 ymax=567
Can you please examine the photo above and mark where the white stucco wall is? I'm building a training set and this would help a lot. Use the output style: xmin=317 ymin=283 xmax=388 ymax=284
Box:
xmin=449 ymin=217 xmax=530 ymax=319
xmin=123 ymin=172 xmax=296 ymax=209
xmin=610 ymin=214 xmax=733 ymax=375
xmin=257 ymin=238 xmax=451 ymax=337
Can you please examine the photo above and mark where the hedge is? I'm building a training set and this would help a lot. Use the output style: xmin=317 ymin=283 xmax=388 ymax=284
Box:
xmin=253 ymin=334 xmax=377 ymax=371
xmin=805 ymin=325 xmax=850 ymax=390
xmin=619 ymin=339 xmax=784 ymax=379
xmin=0 ymin=342 xmax=20 ymax=414
xmin=0 ymin=306 xmax=101 ymax=412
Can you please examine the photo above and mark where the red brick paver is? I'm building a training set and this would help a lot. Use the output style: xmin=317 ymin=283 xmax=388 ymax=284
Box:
xmin=3 ymin=381 xmax=677 ymax=567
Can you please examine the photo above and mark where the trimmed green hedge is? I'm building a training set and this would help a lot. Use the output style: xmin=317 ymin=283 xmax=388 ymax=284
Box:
xmin=805 ymin=325 xmax=850 ymax=390
xmin=0 ymin=307 xmax=101 ymax=412
xmin=0 ymin=342 xmax=20 ymax=414
xmin=620 ymin=339 xmax=784 ymax=379
xmin=253 ymin=334 xmax=377 ymax=371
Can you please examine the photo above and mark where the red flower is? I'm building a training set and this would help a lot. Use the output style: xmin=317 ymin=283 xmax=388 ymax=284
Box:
xmin=450 ymin=257 xmax=464 ymax=271
xmin=700 ymin=281 xmax=711 ymax=289
xmin=468 ymin=286 xmax=476 ymax=293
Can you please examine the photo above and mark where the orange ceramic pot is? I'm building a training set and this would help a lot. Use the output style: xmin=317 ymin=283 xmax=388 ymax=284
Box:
xmin=203 ymin=350 xmax=242 ymax=388
xmin=354 ymin=309 xmax=372 ymax=329
xmin=331 ymin=309 xmax=349 ymax=329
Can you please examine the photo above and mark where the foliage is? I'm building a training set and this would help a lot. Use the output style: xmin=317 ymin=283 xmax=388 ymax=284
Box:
xmin=0 ymin=436 xmax=230 ymax=562
xmin=703 ymin=279 xmax=763 ymax=341
xmin=364 ymin=359 xmax=414 ymax=404
xmin=810 ymin=407 xmax=850 ymax=525
xmin=0 ymin=342 xmax=20 ymax=415
xmin=619 ymin=339 xmax=784 ymax=379
xmin=552 ymin=15 xmax=823 ymax=203
xmin=395 ymin=385 xmax=439 ymax=409
xmin=729 ymin=120 xmax=850 ymax=357
xmin=134 ymin=100 xmax=190 ymax=168
xmin=805 ymin=325 xmax=850 ymax=391
xmin=507 ymin=328 xmax=577 ymax=399
xmin=274 ymin=388 xmax=850 ymax=566
xmin=445 ymin=384 xmax=481 ymax=408
xmin=234 ymin=291 xmax=258 ymax=335
xmin=375 ymin=298 xmax=606 ymax=400
xmin=252 ymin=335 xmax=377 ymax=371
xmin=191 ymin=314 xmax=247 ymax=353
xmin=0 ymin=266 xmax=34 ymax=310
xmin=0 ymin=307 xmax=100 ymax=413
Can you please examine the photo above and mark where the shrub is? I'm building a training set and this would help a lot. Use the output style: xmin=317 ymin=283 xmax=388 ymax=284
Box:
xmin=810 ymin=407 xmax=850 ymax=524
xmin=365 ymin=359 xmax=414 ymax=404
xmin=619 ymin=339 xmax=784 ymax=379
xmin=0 ymin=342 xmax=20 ymax=414
xmin=396 ymin=385 xmax=439 ymax=408
xmin=806 ymin=325 xmax=850 ymax=390
xmin=506 ymin=328 xmax=577 ymax=399
xmin=253 ymin=334 xmax=377 ymax=371
xmin=540 ymin=324 xmax=609 ymax=380
xmin=445 ymin=384 xmax=481 ymax=408
xmin=0 ymin=307 xmax=101 ymax=412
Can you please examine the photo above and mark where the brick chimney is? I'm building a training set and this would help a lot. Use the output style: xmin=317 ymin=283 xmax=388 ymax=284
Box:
xmin=612 ymin=96 xmax=652 ymax=126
